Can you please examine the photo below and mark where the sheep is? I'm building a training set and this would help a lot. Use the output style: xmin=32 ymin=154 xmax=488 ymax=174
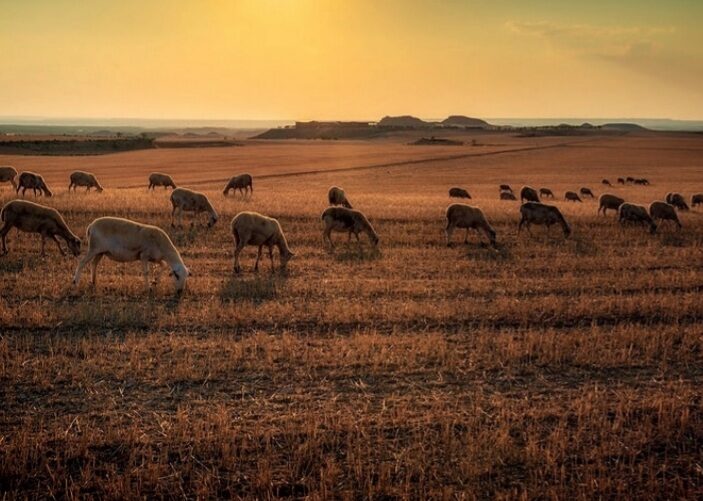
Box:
xmin=499 ymin=184 xmax=513 ymax=194
xmin=626 ymin=176 xmax=635 ymax=184
xmin=448 ymin=187 xmax=471 ymax=199
xmin=322 ymin=207 xmax=379 ymax=249
xmin=231 ymin=211 xmax=294 ymax=272
xmin=445 ymin=203 xmax=496 ymax=247
xmin=634 ymin=178 xmax=650 ymax=185
xmin=148 ymin=172 xmax=177 ymax=191
xmin=328 ymin=186 xmax=353 ymax=208
xmin=72 ymin=217 xmax=189 ymax=292
xmin=617 ymin=178 xmax=625 ymax=185
xmin=223 ymin=173 xmax=253 ymax=197
xmin=520 ymin=186 xmax=540 ymax=203
xmin=665 ymin=192 xmax=689 ymax=211
xmin=500 ymin=191 xmax=517 ymax=201
xmin=618 ymin=203 xmax=657 ymax=234
xmin=598 ymin=194 xmax=625 ymax=216
xmin=518 ymin=202 xmax=571 ymax=238
xmin=649 ymin=201 xmax=682 ymax=229
xmin=565 ymin=191 xmax=582 ymax=202
xmin=0 ymin=200 xmax=81 ymax=256
xmin=170 ymin=187 xmax=218 ymax=228
xmin=69 ymin=170 xmax=104 ymax=193
xmin=692 ymin=193 xmax=703 ymax=208
xmin=602 ymin=179 xmax=611 ymax=186
xmin=0 ymin=166 xmax=18 ymax=190
xmin=580 ymin=187 xmax=595 ymax=198
xmin=17 ymin=172 xmax=52 ymax=197
xmin=539 ymin=188 xmax=554 ymax=199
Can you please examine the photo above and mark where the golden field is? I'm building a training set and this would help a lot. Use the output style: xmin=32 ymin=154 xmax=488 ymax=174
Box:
xmin=1 ymin=132 xmax=702 ymax=499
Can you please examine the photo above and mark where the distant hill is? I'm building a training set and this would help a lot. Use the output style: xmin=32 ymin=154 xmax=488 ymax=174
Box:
xmin=377 ymin=115 xmax=431 ymax=128
xmin=601 ymin=123 xmax=648 ymax=131
xmin=441 ymin=115 xmax=490 ymax=128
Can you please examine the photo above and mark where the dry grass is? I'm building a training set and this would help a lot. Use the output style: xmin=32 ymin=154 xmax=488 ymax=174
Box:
xmin=1 ymin=133 xmax=703 ymax=499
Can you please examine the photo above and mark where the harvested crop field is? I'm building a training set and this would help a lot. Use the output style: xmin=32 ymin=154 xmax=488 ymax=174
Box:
xmin=1 ymin=133 xmax=702 ymax=498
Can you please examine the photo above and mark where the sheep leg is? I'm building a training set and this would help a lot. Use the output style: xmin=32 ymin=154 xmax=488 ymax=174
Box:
xmin=233 ymin=240 xmax=246 ymax=274
xmin=464 ymin=229 xmax=470 ymax=244
xmin=91 ymin=254 xmax=103 ymax=287
xmin=142 ymin=258 xmax=151 ymax=289
xmin=254 ymin=245 xmax=262 ymax=271
xmin=0 ymin=222 xmax=11 ymax=254
xmin=268 ymin=245 xmax=274 ymax=271
xmin=50 ymin=235 xmax=65 ymax=256
xmin=40 ymin=236 xmax=46 ymax=256
xmin=73 ymin=249 xmax=99 ymax=286
xmin=170 ymin=205 xmax=177 ymax=227
xmin=445 ymin=223 xmax=454 ymax=246
xmin=517 ymin=217 xmax=525 ymax=235
xmin=323 ymin=227 xmax=334 ymax=250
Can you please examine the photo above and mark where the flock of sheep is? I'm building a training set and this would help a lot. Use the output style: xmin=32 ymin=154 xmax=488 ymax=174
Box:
xmin=0 ymin=164 xmax=699 ymax=294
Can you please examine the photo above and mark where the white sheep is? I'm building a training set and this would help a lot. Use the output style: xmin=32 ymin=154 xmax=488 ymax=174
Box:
xmin=148 ymin=172 xmax=177 ymax=191
xmin=17 ymin=172 xmax=52 ymax=197
xmin=72 ymin=217 xmax=189 ymax=292
xmin=231 ymin=211 xmax=294 ymax=272
xmin=598 ymin=194 xmax=625 ymax=216
xmin=518 ymin=202 xmax=571 ymax=238
xmin=618 ymin=203 xmax=656 ymax=234
xmin=321 ymin=207 xmax=379 ymax=249
xmin=328 ymin=186 xmax=353 ymax=207
xmin=223 ymin=174 xmax=253 ymax=197
xmin=170 ymin=187 xmax=218 ymax=228
xmin=0 ymin=166 xmax=18 ymax=190
xmin=520 ymin=186 xmax=540 ymax=202
xmin=649 ymin=201 xmax=681 ymax=229
xmin=69 ymin=171 xmax=104 ymax=192
xmin=445 ymin=203 xmax=496 ymax=246
xmin=0 ymin=200 xmax=81 ymax=256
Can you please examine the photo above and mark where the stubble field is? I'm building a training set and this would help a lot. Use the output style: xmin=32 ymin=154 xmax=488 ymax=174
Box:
xmin=1 ymin=133 xmax=702 ymax=499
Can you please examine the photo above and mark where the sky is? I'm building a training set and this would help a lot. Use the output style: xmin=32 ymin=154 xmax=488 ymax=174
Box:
xmin=1 ymin=0 xmax=702 ymax=121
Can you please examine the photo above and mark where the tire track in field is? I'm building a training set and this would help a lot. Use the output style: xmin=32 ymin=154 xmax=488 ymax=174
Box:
xmin=117 ymin=137 xmax=604 ymax=189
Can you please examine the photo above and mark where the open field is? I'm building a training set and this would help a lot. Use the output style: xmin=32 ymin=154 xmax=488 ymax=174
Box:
xmin=1 ymin=133 xmax=703 ymax=498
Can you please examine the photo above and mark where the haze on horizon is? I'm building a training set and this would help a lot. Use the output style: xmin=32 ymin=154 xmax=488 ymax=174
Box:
xmin=2 ymin=0 xmax=702 ymax=121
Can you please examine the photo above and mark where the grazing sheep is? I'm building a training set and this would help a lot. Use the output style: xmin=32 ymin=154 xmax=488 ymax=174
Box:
xmin=692 ymin=193 xmax=703 ymax=207
xmin=520 ymin=186 xmax=540 ymax=203
xmin=72 ymin=217 xmax=189 ymax=292
xmin=223 ymin=173 xmax=253 ymax=197
xmin=0 ymin=200 xmax=81 ymax=256
xmin=602 ymin=179 xmax=611 ymax=186
xmin=617 ymin=178 xmax=625 ymax=185
xmin=231 ymin=211 xmax=294 ymax=272
xmin=0 ymin=166 xmax=18 ymax=190
xmin=17 ymin=172 xmax=52 ymax=197
xmin=499 ymin=184 xmax=513 ymax=194
xmin=500 ymin=191 xmax=517 ymax=201
xmin=579 ymin=187 xmax=594 ymax=198
xmin=148 ymin=172 xmax=177 ymax=191
xmin=322 ymin=207 xmax=379 ymax=249
xmin=649 ymin=201 xmax=682 ymax=229
xmin=598 ymin=194 xmax=625 ymax=216
xmin=634 ymin=178 xmax=650 ymax=185
xmin=445 ymin=203 xmax=496 ymax=247
xmin=618 ymin=203 xmax=657 ymax=234
xmin=448 ymin=187 xmax=471 ymax=199
xmin=539 ymin=188 xmax=554 ymax=199
xmin=665 ymin=192 xmax=689 ymax=211
xmin=170 ymin=187 xmax=218 ymax=228
xmin=626 ymin=176 xmax=635 ymax=184
xmin=565 ymin=191 xmax=582 ymax=202
xmin=69 ymin=170 xmax=104 ymax=193
xmin=328 ymin=186 xmax=353 ymax=208
xmin=518 ymin=202 xmax=571 ymax=238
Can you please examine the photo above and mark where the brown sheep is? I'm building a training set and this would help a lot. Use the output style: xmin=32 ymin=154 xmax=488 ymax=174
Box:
xmin=322 ymin=207 xmax=379 ymax=249
xmin=499 ymin=184 xmax=513 ymax=193
xmin=170 ymin=187 xmax=218 ymax=228
xmin=691 ymin=193 xmax=703 ymax=208
xmin=634 ymin=178 xmax=650 ymax=185
xmin=626 ymin=176 xmax=635 ymax=184
xmin=445 ymin=204 xmax=496 ymax=247
xmin=518 ymin=202 xmax=571 ymax=238
xmin=665 ymin=192 xmax=689 ymax=211
xmin=328 ymin=186 xmax=353 ymax=208
xmin=579 ymin=187 xmax=594 ymax=198
xmin=598 ymin=194 xmax=625 ymax=216
xmin=539 ymin=188 xmax=554 ymax=199
xmin=618 ymin=203 xmax=656 ymax=234
xmin=617 ymin=178 xmax=625 ymax=185
xmin=649 ymin=201 xmax=681 ymax=229
xmin=231 ymin=211 xmax=294 ymax=272
xmin=500 ymin=191 xmax=517 ymax=201
xmin=520 ymin=186 xmax=540 ymax=203
xmin=148 ymin=172 xmax=177 ymax=191
xmin=565 ymin=191 xmax=582 ymax=202
xmin=0 ymin=200 xmax=81 ymax=256
xmin=223 ymin=173 xmax=253 ymax=197
xmin=17 ymin=172 xmax=52 ymax=197
xmin=449 ymin=187 xmax=471 ymax=199
xmin=602 ymin=179 xmax=611 ymax=186
xmin=72 ymin=217 xmax=188 ymax=292
xmin=69 ymin=171 xmax=104 ymax=193
xmin=0 ymin=166 xmax=18 ymax=190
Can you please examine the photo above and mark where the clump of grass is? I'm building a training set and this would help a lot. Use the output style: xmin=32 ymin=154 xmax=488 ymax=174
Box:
xmin=220 ymin=275 xmax=280 ymax=303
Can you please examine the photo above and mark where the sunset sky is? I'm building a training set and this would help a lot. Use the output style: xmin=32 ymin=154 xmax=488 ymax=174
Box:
xmin=2 ymin=0 xmax=702 ymax=120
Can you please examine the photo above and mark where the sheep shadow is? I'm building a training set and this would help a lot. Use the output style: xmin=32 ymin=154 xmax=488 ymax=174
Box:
xmin=169 ymin=225 xmax=215 ymax=247
xmin=460 ymin=242 xmax=512 ymax=261
xmin=0 ymin=255 xmax=30 ymax=274
xmin=219 ymin=273 xmax=285 ymax=303
xmin=331 ymin=245 xmax=382 ymax=263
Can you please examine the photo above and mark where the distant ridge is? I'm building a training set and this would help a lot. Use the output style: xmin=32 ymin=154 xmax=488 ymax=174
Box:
xmin=601 ymin=122 xmax=648 ymax=131
xmin=441 ymin=115 xmax=490 ymax=128
xmin=377 ymin=115 xmax=432 ymax=127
